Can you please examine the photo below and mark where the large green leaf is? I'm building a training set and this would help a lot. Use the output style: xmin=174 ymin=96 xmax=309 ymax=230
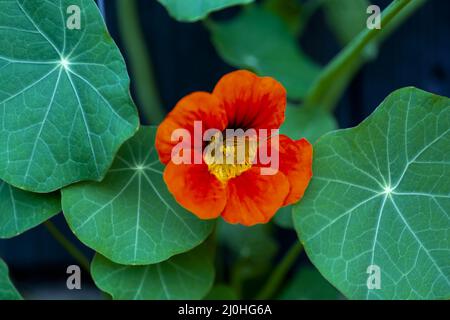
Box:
xmin=278 ymin=265 xmax=341 ymax=300
xmin=91 ymin=243 xmax=215 ymax=300
xmin=62 ymin=126 xmax=214 ymax=265
xmin=157 ymin=0 xmax=254 ymax=22
xmin=0 ymin=0 xmax=139 ymax=192
xmin=0 ymin=180 xmax=60 ymax=238
xmin=294 ymin=87 xmax=450 ymax=299
xmin=207 ymin=5 xmax=320 ymax=100
xmin=0 ymin=258 xmax=22 ymax=300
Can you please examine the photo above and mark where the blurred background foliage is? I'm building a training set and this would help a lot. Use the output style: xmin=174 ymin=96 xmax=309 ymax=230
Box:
xmin=0 ymin=0 xmax=449 ymax=299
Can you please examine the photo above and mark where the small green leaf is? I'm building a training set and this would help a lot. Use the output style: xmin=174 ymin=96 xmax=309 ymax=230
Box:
xmin=279 ymin=265 xmax=341 ymax=300
xmin=207 ymin=6 xmax=320 ymax=100
xmin=280 ymin=104 xmax=338 ymax=143
xmin=157 ymin=0 xmax=254 ymax=22
xmin=0 ymin=258 xmax=22 ymax=300
xmin=91 ymin=243 xmax=215 ymax=300
xmin=0 ymin=0 xmax=139 ymax=192
xmin=0 ymin=180 xmax=60 ymax=239
xmin=294 ymin=87 xmax=450 ymax=299
xmin=62 ymin=126 xmax=214 ymax=265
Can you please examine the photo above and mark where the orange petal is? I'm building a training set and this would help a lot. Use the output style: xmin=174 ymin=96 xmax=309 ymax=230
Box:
xmin=278 ymin=135 xmax=313 ymax=206
xmin=156 ymin=92 xmax=228 ymax=164
xmin=164 ymin=160 xmax=227 ymax=220
xmin=213 ymin=70 xmax=286 ymax=130
xmin=221 ymin=167 xmax=290 ymax=226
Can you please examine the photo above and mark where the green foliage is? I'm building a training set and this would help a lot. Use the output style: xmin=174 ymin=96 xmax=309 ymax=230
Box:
xmin=0 ymin=0 xmax=139 ymax=192
xmin=219 ymin=221 xmax=278 ymax=281
xmin=263 ymin=0 xmax=303 ymax=35
xmin=273 ymin=205 xmax=294 ymax=229
xmin=281 ymin=104 xmax=338 ymax=144
xmin=207 ymin=5 xmax=320 ymax=100
xmin=205 ymin=284 xmax=239 ymax=300
xmin=279 ymin=265 xmax=341 ymax=300
xmin=91 ymin=242 xmax=215 ymax=300
xmin=0 ymin=258 xmax=22 ymax=300
xmin=157 ymin=0 xmax=254 ymax=22
xmin=294 ymin=87 xmax=450 ymax=299
xmin=275 ymin=104 xmax=338 ymax=230
xmin=0 ymin=180 xmax=60 ymax=238
xmin=63 ymin=126 xmax=214 ymax=265
xmin=323 ymin=0 xmax=371 ymax=45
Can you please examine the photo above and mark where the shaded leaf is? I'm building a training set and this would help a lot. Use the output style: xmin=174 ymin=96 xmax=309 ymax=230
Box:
xmin=219 ymin=221 xmax=277 ymax=279
xmin=263 ymin=0 xmax=302 ymax=35
xmin=323 ymin=0 xmax=371 ymax=46
xmin=63 ymin=126 xmax=214 ymax=265
xmin=279 ymin=265 xmax=341 ymax=300
xmin=205 ymin=284 xmax=238 ymax=300
xmin=208 ymin=5 xmax=320 ymax=100
xmin=273 ymin=205 xmax=294 ymax=229
xmin=280 ymin=104 xmax=338 ymax=143
xmin=0 ymin=258 xmax=22 ymax=300
xmin=0 ymin=0 xmax=139 ymax=192
xmin=294 ymin=87 xmax=450 ymax=299
xmin=0 ymin=180 xmax=60 ymax=238
xmin=91 ymin=243 xmax=215 ymax=300
xmin=157 ymin=0 xmax=254 ymax=22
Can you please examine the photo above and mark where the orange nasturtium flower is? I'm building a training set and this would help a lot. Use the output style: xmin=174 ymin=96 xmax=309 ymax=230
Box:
xmin=155 ymin=70 xmax=313 ymax=226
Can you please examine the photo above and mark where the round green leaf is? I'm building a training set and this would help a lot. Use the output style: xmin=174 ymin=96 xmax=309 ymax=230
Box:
xmin=294 ymin=87 xmax=450 ymax=299
xmin=0 ymin=180 xmax=60 ymax=238
xmin=157 ymin=0 xmax=254 ymax=22
xmin=62 ymin=126 xmax=214 ymax=265
xmin=0 ymin=258 xmax=22 ymax=300
xmin=0 ymin=0 xmax=139 ymax=192
xmin=207 ymin=5 xmax=320 ymax=100
xmin=91 ymin=243 xmax=215 ymax=300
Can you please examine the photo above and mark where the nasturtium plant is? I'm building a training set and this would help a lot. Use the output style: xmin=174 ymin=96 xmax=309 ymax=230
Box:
xmin=207 ymin=5 xmax=321 ymax=100
xmin=0 ymin=258 xmax=22 ymax=300
xmin=62 ymin=126 xmax=214 ymax=265
xmin=0 ymin=0 xmax=139 ymax=193
xmin=157 ymin=0 xmax=254 ymax=22
xmin=0 ymin=180 xmax=60 ymax=239
xmin=91 ymin=242 xmax=215 ymax=300
xmin=0 ymin=0 xmax=447 ymax=302
xmin=294 ymin=87 xmax=450 ymax=299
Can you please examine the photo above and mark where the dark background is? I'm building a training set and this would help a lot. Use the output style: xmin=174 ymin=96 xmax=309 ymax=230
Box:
xmin=0 ymin=0 xmax=449 ymax=299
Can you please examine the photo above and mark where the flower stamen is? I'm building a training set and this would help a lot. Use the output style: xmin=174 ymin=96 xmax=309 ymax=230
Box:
xmin=204 ymin=133 xmax=257 ymax=183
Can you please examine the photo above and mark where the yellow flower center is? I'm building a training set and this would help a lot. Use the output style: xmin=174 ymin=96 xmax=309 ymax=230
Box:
xmin=204 ymin=134 xmax=257 ymax=183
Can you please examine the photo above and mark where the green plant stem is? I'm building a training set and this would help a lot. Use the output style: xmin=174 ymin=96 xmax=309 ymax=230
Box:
xmin=256 ymin=241 xmax=303 ymax=300
xmin=304 ymin=0 xmax=425 ymax=112
xmin=116 ymin=0 xmax=165 ymax=124
xmin=43 ymin=221 xmax=90 ymax=273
